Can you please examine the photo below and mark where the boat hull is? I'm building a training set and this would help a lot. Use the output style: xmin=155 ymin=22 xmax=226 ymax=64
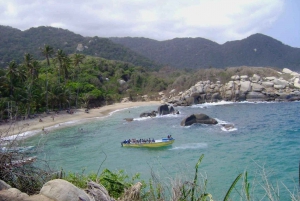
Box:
xmin=122 ymin=139 xmax=174 ymax=148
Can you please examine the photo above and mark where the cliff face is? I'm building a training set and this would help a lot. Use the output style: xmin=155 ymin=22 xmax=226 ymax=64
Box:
xmin=162 ymin=68 xmax=300 ymax=105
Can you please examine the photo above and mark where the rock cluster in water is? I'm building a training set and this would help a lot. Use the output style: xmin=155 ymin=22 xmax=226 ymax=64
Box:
xmin=161 ymin=68 xmax=300 ymax=106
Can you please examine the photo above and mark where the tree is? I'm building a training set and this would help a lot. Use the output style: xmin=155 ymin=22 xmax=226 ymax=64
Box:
xmin=5 ymin=60 xmax=19 ymax=98
xmin=71 ymin=53 xmax=85 ymax=107
xmin=40 ymin=44 xmax=54 ymax=113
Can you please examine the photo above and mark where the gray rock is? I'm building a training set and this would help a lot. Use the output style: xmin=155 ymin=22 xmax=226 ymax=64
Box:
xmin=40 ymin=179 xmax=91 ymax=201
xmin=124 ymin=118 xmax=134 ymax=122
xmin=240 ymin=81 xmax=251 ymax=93
xmin=251 ymin=83 xmax=264 ymax=92
xmin=261 ymin=81 xmax=274 ymax=88
xmin=140 ymin=111 xmax=157 ymax=117
xmin=0 ymin=179 xmax=11 ymax=190
xmin=158 ymin=104 xmax=170 ymax=115
xmin=181 ymin=114 xmax=218 ymax=126
xmin=251 ymin=74 xmax=261 ymax=83
xmin=246 ymin=92 xmax=267 ymax=101
xmin=86 ymin=181 xmax=115 ymax=201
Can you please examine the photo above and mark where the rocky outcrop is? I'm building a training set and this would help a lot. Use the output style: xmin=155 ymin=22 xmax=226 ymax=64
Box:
xmin=163 ymin=68 xmax=300 ymax=105
xmin=180 ymin=114 xmax=218 ymax=126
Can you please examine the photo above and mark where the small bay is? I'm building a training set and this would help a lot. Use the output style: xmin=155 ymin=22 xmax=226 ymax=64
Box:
xmin=24 ymin=101 xmax=300 ymax=200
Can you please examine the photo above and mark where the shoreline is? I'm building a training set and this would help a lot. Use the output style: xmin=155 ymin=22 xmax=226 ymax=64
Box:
xmin=0 ymin=101 xmax=160 ymax=141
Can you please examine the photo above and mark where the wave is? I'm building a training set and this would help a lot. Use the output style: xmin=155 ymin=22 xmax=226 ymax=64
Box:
xmin=171 ymin=143 xmax=208 ymax=150
xmin=215 ymin=118 xmax=238 ymax=132
xmin=191 ymin=101 xmax=235 ymax=108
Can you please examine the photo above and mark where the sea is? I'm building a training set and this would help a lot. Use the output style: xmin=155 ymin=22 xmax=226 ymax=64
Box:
xmin=21 ymin=101 xmax=299 ymax=200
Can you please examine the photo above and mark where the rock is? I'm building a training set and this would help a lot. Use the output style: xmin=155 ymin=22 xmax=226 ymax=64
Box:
xmin=180 ymin=114 xmax=218 ymax=126
xmin=27 ymin=194 xmax=55 ymax=201
xmin=85 ymin=181 xmax=115 ymax=201
xmin=282 ymin=68 xmax=293 ymax=74
xmin=231 ymin=75 xmax=240 ymax=80
xmin=240 ymin=75 xmax=249 ymax=81
xmin=265 ymin=76 xmax=277 ymax=81
xmin=274 ymin=84 xmax=286 ymax=89
xmin=118 ymin=79 xmax=126 ymax=85
xmin=169 ymin=89 xmax=176 ymax=94
xmin=76 ymin=43 xmax=84 ymax=51
xmin=40 ymin=179 xmax=91 ymax=201
xmin=246 ymin=92 xmax=267 ymax=101
xmin=124 ymin=118 xmax=134 ymax=122
xmin=211 ymin=93 xmax=222 ymax=102
xmin=240 ymin=81 xmax=251 ymax=93
xmin=0 ymin=179 xmax=11 ymax=190
xmin=221 ymin=124 xmax=235 ymax=131
xmin=294 ymin=78 xmax=300 ymax=88
xmin=158 ymin=104 xmax=170 ymax=115
xmin=251 ymin=83 xmax=264 ymax=92
xmin=0 ymin=188 xmax=29 ymax=200
xmin=261 ymin=81 xmax=274 ymax=88
xmin=251 ymin=74 xmax=261 ymax=83
xmin=140 ymin=111 xmax=157 ymax=117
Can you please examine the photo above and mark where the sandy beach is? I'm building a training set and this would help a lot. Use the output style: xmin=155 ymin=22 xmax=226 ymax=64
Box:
xmin=0 ymin=101 xmax=160 ymax=140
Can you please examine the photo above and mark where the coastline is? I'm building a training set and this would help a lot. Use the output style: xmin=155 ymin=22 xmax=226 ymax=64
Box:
xmin=0 ymin=101 xmax=160 ymax=140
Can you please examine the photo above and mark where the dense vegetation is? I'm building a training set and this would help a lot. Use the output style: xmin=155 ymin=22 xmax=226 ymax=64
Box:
xmin=0 ymin=45 xmax=171 ymax=121
xmin=110 ymin=34 xmax=300 ymax=70
xmin=0 ymin=25 xmax=159 ymax=69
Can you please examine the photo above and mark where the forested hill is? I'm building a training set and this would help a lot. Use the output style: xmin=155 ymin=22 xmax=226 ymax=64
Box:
xmin=110 ymin=34 xmax=300 ymax=71
xmin=0 ymin=25 xmax=159 ymax=69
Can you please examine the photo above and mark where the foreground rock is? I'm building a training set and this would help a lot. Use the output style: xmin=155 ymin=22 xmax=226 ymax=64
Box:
xmin=40 ymin=179 xmax=91 ymax=201
xmin=181 ymin=114 xmax=218 ymax=126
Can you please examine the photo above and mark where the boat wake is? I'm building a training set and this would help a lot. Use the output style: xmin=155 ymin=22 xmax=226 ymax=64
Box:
xmin=171 ymin=143 xmax=208 ymax=150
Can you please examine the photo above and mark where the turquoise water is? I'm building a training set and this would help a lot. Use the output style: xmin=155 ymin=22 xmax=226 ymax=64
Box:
xmin=24 ymin=102 xmax=299 ymax=200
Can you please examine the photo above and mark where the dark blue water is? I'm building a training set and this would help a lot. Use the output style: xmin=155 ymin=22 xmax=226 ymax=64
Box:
xmin=24 ymin=101 xmax=300 ymax=200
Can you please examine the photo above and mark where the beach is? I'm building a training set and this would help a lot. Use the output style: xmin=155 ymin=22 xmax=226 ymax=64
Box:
xmin=0 ymin=101 xmax=160 ymax=140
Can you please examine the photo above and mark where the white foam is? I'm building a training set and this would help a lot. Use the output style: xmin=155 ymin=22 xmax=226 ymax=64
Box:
xmin=221 ymin=127 xmax=238 ymax=132
xmin=171 ymin=143 xmax=208 ymax=150
xmin=191 ymin=101 xmax=235 ymax=108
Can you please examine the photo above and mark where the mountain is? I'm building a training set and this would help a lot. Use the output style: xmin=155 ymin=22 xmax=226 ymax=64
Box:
xmin=110 ymin=34 xmax=300 ymax=70
xmin=0 ymin=25 xmax=159 ymax=69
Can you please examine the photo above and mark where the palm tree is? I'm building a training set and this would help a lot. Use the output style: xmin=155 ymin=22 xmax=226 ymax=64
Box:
xmin=72 ymin=53 xmax=85 ymax=107
xmin=55 ymin=49 xmax=67 ymax=83
xmin=5 ymin=60 xmax=19 ymax=98
xmin=40 ymin=45 xmax=54 ymax=113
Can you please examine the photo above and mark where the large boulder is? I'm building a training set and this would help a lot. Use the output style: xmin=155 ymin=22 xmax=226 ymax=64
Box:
xmin=240 ymin=81 xmax=251 ymax=93
xmin=181 ymin=114 xmax=218 ymax=126
xmin=40 ymin=179 xmax=91 ymax=201
xmin=251 ymin=83 xmax=264 ymax=92
xmin=246 ymin=92 xmax=267 ymax=102
xmin=157 ymin=104 xmax=170 ymax=115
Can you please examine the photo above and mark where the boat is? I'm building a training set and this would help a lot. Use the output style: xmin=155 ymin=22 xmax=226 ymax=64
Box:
xmin=121 ymin=138 xmax=175 ymax=148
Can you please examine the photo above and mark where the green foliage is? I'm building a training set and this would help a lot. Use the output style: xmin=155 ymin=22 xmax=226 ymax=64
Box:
xmin=63 ymin=168 xmax=141 ymax=199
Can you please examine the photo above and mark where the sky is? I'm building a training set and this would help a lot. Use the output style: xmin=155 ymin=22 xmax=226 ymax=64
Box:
xmin=0 ymin=0 xmax=299 ymax=48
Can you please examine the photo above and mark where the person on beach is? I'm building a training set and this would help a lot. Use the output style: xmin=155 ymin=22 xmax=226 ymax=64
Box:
xmin=51 ymin=115 xmax=54 ymax=121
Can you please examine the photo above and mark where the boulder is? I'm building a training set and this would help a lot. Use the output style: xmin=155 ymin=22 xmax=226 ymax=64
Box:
xmin=251 ymin=74 xmax=261 ymax=83
xmin=294 ymin=78 xmax=300 ymax=88
xmin=180 ymin=114 xmax=218 ymax=126
xmin=40 ymin=179 xmax=91 ymax=201
xmin=124 ymin=118 xmax=134 ymax=122
xmin=261 ymin=81 xmax=274 ymax=88
xmin=211 ymin=93 xmax=222 ymax=102
xmin=251 ymin=83 xmax=264 ymax=92
xmin=240 ymin=75 xmax=249 ymax=81
xmin=158 ymin=104 xmax=170 ymax=115
xmin=282 ymin=68 xmax=293 ymax=74
xmin=246 ymin=92 xmax=267 ymax=101
xmin=0 ymin=179 xmax=11 ymax=190
xmin=221 ymin=124 xmax=235 ymax=131
xmin=0 ymin=188 xmax=29 ymax=200
xmin=240 ymin=81 xmax=251 ymax=93
xmin=140 ymin=111 xmax=157 ymax=117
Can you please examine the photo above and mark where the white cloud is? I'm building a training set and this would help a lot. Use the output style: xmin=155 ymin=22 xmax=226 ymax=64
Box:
xmin=0 ymin=0 xmax=286 ymax=44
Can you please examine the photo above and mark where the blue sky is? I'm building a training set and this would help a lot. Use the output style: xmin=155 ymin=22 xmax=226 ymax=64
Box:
xmin=0 ymin=0 xmax=299 ymax=48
